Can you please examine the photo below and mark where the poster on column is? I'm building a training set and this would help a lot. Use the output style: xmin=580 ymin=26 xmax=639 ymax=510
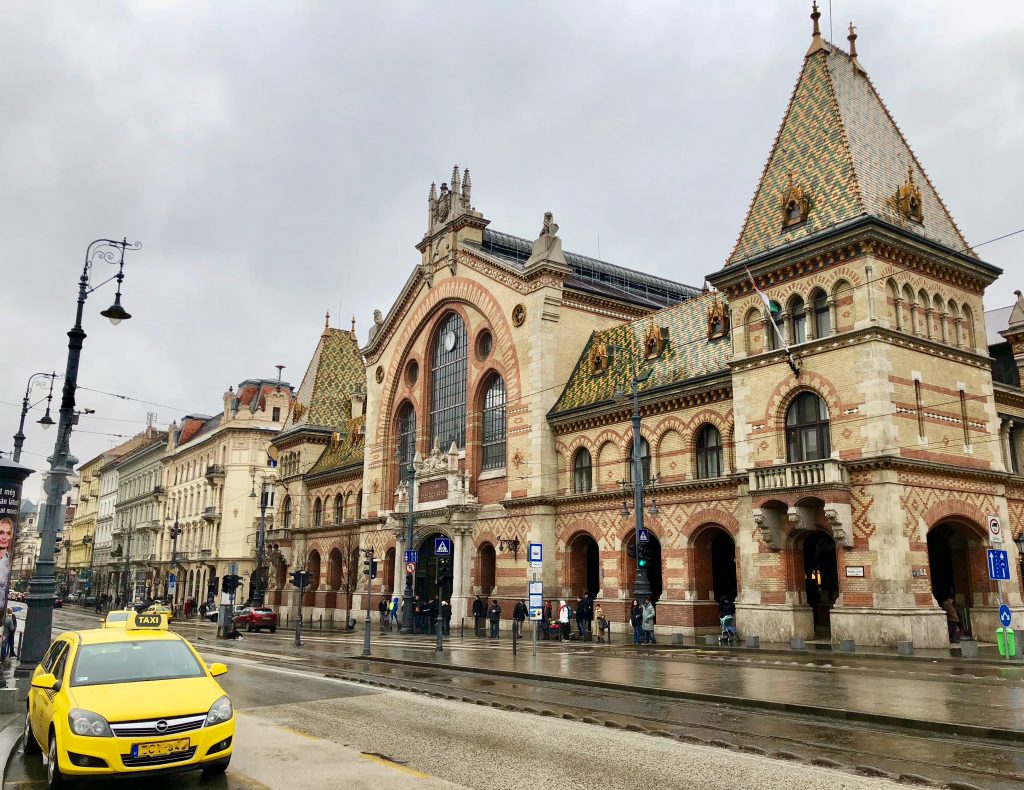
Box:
xmin=0 ymin=480 xmax=24 ymax=627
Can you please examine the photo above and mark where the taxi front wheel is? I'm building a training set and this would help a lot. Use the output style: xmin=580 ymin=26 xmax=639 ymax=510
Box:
xmin=47 ymin=733 xmax=68 ymax=789
xmin=22 ymin=710 xmax=40 ymax=755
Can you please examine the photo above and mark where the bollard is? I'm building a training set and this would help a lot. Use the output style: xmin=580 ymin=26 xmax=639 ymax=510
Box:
xmin=958 ymin=639 xmax=979 ymax=659
xmin=705 ymin=635 xmax=719 ymax=646
xmin=839 ymin=638 xmax=856 ymax=653
xmin=319 ymin=615 xmax=323 ymax=633
xmin=670 ymin=634 xmax=684 ymax=645
xmin=512 ymin=621 xmax=518 ymax=655
xmin=790 ymin=637 xmax=805 ymax=651
xmin=746 ymin=635 xmax=760 ymax=649
xmin=897 ymin=640 xmax=914 ymax=656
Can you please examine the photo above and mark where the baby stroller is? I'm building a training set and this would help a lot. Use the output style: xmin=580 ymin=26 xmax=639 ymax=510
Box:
xmin=719 ymin=614 xmax=739 ymax=644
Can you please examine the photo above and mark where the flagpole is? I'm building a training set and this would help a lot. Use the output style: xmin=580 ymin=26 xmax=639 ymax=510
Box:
xmin=744 ymin=265 xmax=801 ymax=378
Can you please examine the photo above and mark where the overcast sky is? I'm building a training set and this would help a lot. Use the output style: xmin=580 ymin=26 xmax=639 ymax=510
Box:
xmin=3 ymin=1 xmax=1022 ymax=488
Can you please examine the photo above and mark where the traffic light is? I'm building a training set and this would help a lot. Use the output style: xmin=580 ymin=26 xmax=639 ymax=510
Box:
xmin=221 ymin=574 xmax=241 ymax=594
xmin=290 ymin=570 xmax=311 ymax=588
xmin=362 ymin=552 xmax=376 ymax=578
xmin=637 ymin=544 xmax=648 ymax=569
xmin=437 ymin=557 xmax=452 ymax=584
xmin=627 ymin=544 xmax=637 ymax=560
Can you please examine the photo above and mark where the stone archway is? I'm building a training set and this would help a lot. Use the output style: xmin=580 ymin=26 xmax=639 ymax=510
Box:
xmin=478 ymin=542 xmax=496 ymax=596
xmin=692 ymin=526 xmax=738 ymax=603
xmin=568 ymin=533 xmax=600 ymax=598
xmin=800 ymin=531 xmax=839 ymax=638
xmin=927 ymin=520 xmax=987 ymax=638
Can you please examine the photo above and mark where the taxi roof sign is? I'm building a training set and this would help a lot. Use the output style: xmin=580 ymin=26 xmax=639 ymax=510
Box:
xmin=129 ymin=611 xmax=169 ymax=630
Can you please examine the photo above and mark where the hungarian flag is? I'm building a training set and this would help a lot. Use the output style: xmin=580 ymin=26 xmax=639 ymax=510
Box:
xmin=744 ymin=264 xmax=786 ymax=349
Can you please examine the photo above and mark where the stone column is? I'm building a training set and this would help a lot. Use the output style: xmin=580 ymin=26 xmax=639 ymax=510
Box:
xmin=893 ymin=298 xmax=903 ymax=331
xmin=909 ymin=302 xmax=920 ymax=336
xmin=925 ymin=308 xmax=934 ymax=340
xmin=392 ymin=528 xmax=404 ymax=598
xmin=954 ymin=317 xmax=964 ymax=348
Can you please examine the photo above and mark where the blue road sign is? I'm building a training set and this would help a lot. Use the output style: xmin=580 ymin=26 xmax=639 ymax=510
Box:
xmin=638 ymin=528 xmax=650 ymax=543
xmin=999 ymin=604 xmax=1012 ymax=628
xmin=988 ymin=549 xmax=1011 ymax=581
xmin=434 ymin=537 xmax=452 ymax=556
xmin=404 ymin=550 xmax=418 ymax=564
xmin=528 ymin=543 xmax=542 ymax=564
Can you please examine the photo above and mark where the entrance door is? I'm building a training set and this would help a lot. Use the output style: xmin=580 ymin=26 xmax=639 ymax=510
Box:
xmin=710 ymin=532 xmax=738 ymax=602
xmin=803 ymin=531 xmax=839 ymax=637
xmin=927 ymin=522 xmax=977 ymax=636
xmin=570 ymin=534 xmax=600 ymax=598
xmin=414 ymin=533 xmax=452 ymax=602
xmin=624 ymin=532 xmax=663 ymax=602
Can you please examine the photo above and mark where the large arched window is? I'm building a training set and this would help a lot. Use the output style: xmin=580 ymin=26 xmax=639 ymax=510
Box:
xmin=481 ymin=374 xmax=506 ymax=470
xmin=789 ymin=296 xmax=807 ymax=344
xmin=572 ymin=448 xmax=592 ymax=494
xmin=334 ymin=494 xmax=343 ymax=525
xmin=785 ymin=392 xmax=831 ymax=462
xmin=766 ymin=304 xmax=784 ymax=350
xmin=695 ymin=424 xmax=723 ymax=479
xmin=313 ymin=497 xmax=323 ymax=526
xmin=430 ymin=312 xmax=468 ymax=450
xmin=810 ymin=289 xmax=830 ymax=338
xmin=396 ymin=402 xmax=416 ymax=468
xmin=628 ymin=437 xmax=652 ymax=484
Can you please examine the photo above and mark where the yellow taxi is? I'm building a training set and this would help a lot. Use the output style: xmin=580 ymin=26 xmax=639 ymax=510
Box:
xmin=24 ymin=612 xmax=233 ymax=787
xmin=100 ymin=609 xmax=135 ymax=629
xmin=145 ymin=603 xmax=174 ymax=623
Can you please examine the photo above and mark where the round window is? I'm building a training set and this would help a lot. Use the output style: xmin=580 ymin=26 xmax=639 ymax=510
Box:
xmin=476 ymin=330 xmax=493 ymax=361
xmin=406 ymin=359 xmax=419 ymax=386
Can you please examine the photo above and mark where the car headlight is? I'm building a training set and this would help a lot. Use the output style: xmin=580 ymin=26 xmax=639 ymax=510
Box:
xmin=68 ymin=709 xmax=113 ymax=738
xmin=205 ymin=695 xmax=233 ymax=726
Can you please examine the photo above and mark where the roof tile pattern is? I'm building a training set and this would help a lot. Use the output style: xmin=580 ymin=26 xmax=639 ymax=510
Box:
xmin=728 ymin=44 xmax=969 ymax=265
xmin=284 ymin=329 xmax=364 ymax=431
xmin=307 ymin=414 xmax=365 ymax=477
xmin=550 ymin=292 xmax=732 ymax=416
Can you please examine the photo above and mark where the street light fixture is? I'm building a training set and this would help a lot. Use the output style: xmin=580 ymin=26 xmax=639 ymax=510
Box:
xmin=249 ymin=466 xmax=272 ymax=606
xmin=17 ymin=237 xmax=140 ymax=678
xmin=11 ymin=372 xmax=59 ymax=463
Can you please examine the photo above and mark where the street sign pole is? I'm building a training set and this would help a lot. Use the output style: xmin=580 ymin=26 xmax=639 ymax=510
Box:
xmin=987 ymin=548 xmax=1013 ymax=662
xmin=294 ymin=579 xmax=305 ymax=648
xmin=435 ymin=552 xmax=443 ymax=653
xmin=532 ymin=571 xmax=538 ymax=657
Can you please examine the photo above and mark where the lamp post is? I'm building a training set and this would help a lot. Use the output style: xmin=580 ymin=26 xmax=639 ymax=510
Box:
xmin=82 ymin=533 xmax=94 ymax=603
xmin=614 ymin=352 xmax=655 ymax=600
xmin=120 ymin=516 xmax=136 ymax=605
xmin=249 ymin=468 xmax=269 ymax=606
xmin=60 ymin=539 xmax=71 ymax=597
xmin=168 ymin=510 xmax=181 ymax=607
xmin=400 ymin=454 xmax=420 ymax=635
xmin=11 ymin=372 xmax=58 ymax=463
xmin=18 ymin=237 xmax=139 ymax=677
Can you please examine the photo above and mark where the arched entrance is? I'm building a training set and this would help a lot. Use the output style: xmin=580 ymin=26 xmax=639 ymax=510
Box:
xmin=692 ymin=526 xmax=738 ymax=602
xmin=479 ymin=543 xmax=496 ymax=596
xmin=802 ymin=531 xmax=839 ymax=637
xmin=927 ymin=521 xmax=984 ymax=637
xmin=623 ymin=532 xmax=663 ymax=602
xmin=383 ymin=548 xmax=395 ymax=595
xmin=415 ymin=532 xmax=452 ymax=602
xmin=569 ymin=533 xmax=600 ymax=598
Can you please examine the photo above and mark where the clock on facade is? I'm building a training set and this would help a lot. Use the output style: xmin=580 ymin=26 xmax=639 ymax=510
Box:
xmin=442 ymin=329 xmax=457 ymax=352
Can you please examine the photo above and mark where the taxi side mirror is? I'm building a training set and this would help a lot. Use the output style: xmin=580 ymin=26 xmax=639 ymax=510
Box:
xmin=31 ymin=673 xmax=58 ymax=691
xmin=208 ymin=663 xmax=228 ymax=677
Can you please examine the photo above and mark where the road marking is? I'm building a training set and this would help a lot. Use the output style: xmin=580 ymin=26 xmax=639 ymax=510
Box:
xmin=360 ymin=752 xmax=431 ymax=779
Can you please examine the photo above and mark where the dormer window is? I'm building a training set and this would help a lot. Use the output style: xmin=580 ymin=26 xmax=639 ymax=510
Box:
xmin=644 ymin=321 xmax=669 ymax=360
xmin=589 ymin=338 xmax=612 ymax=376
xmin=780 ymin=172 xmax=809 ymax=228
xmin=896 ymin=166 xmax=923 ymax=223
xmin=707 ymin=298 xmax=730 ymax=340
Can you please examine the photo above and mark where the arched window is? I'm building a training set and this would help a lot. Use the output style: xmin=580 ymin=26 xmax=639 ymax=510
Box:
xmin=766 ymin=304 xmax=784 ymax=350
xmin=396 ymin=402 xmax=416 ymax=468
xmin=790 ymin=296 xmax=807 ymax=344
xmin=354 ymin=490 xmax=362 ymax=521
xmin=334 ymin=494 xmax=343 ymax=524
xmin=785 ymin=392 xmax=831 ymax=462
xmin=572 ymin=448 xmax=592 ymax=494
xmin=430 ymin=312 xmax=468 ymax=450
xmin=313 ymin=497 xmax=322 ymax=526
xmin=628 ymin=437 xmax=652 ymax=484
xmin=810 ymin=289 xmax=830 ymax=338
xmin=695 ymin=424 xmax=723 ymax=479
xmin=481 ymin=374 xmax=506 ymax=470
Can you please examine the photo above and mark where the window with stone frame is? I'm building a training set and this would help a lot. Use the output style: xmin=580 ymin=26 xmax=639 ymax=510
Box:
xmin=572 ymin=448 xmax=592 ymax=494
xmin=785 ymin=392 xmax=831 ymax=462
xmin=396 ymin=402 xmax=417 ymax=469
xmin=313 ymin=497 xmax=322 ymax=526
xmin=429 ymin=312 xmax=468 ymax=450
xmin=695 ymin=424 xmax=723 ymax=479
xmin=810 ymin=289 xmax=830 ymax=338
xmin=627 ymin=437 xmax=652 ymax=484
xmin=334 ymin=493 xmax=343 ymax=524
xmin=481 ymin=374 xmax=506 ymax=471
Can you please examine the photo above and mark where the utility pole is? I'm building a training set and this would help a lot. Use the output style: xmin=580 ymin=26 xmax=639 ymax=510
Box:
xmin=120 ymin=516 xmax=134 ymax=605
xmin=400 ymin=456 xmax=419 ymax=634
xmin=362 ymin=548 xmax=374 ymax=657
xmin=249 ymin=469 xmax=269 ymax=606
xmin=169 ymin=510 xmax=180 ymax=608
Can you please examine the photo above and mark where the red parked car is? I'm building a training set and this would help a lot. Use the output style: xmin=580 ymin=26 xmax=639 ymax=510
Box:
xmin=232 ymin=606 xmax=278 ymax=633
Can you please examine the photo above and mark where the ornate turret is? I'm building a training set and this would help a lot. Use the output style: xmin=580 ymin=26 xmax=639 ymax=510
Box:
xmin=424 ymin=164 xmax=484 ymax=238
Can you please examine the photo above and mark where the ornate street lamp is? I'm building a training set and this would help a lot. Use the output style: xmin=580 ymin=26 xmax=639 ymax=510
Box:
xmin=249 ymin=467 xmax=273 ymax=606
xmin=17 ymin=237 xmax=140 ymax=677
xmin=11 ymin=372 xmax=58 ymax=463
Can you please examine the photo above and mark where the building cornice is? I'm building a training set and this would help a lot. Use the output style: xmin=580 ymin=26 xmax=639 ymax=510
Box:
xmin=845 ymin=454 xmax=1015 ymax=486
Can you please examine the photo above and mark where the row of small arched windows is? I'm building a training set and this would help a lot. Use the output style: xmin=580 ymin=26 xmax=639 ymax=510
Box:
xmin=281 ymin=491 xmax=363 ymax=529
xmin=886 ymin=281 xmax=977 ymax=350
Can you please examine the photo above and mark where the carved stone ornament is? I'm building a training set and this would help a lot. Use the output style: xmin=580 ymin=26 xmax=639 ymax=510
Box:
xmin=643 ymin=320 xmax=669 ymax=360
xmin=707 ymin=298 xmax=730 ymax=339
xmin=589 ymin=338 xmax=611 ymax=377
xmin=375 ymin=366 xmax=385 ymax=383
xmin=511 ymin=304 xmax=526 ymax=327
xmin=291 ymin=401 xmax=306 ymax=421
xmin=895 ymin=166 xmax=923 ymax=223
xmin=780 ymin=172 xmax=809 ymax=228
xmin=824 ymin=508 xmax=853 ymax=548
xmin=752 ymin=511 xmax=780 ymax=550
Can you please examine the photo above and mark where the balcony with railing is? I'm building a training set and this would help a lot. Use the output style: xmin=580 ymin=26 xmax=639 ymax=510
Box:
xmin=205 ymin=465 xmax=225 ymax=483
xmin=202 ymin=506 xmax=221 ymax=523
xmin=748 ymin=459 xmax=847 ymax=493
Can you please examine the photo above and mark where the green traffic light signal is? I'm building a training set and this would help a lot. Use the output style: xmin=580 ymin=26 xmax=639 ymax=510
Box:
xmin=638 ymin=558 xmax=647 ymax=567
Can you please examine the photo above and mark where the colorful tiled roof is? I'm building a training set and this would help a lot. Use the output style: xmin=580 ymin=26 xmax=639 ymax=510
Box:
xmin=282 ymin=328 xmax=364 ymax=433
xmin=306 ymin=414 xmax=365 ymax=477
xmin=727 ymin=40 xmax=971 ymax=266
xmin=550 ymin=292 xmax=732 ymax=416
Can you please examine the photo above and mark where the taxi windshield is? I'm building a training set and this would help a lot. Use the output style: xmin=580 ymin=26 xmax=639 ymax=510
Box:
xmin=71 ymin=640 xmax=205 ymax=687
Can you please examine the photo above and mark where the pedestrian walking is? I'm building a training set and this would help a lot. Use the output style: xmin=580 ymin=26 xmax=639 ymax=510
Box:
xmin=441 ymin=599 xmax=452 ymax=636
xmin=642 ymin=597 xmax=656 ymax=644
xmin=541 ymin=600 xmax=553 ymax=640
xmin=389 ymin=596 xmax=400 ymax=629
xmin=472 ymin=595 xmax=484 ymax=635
xmin=378 ymin=597 xmax=388 ymax=632
xmin=594 ymin=603 xmax=608 ymax=643
xmin=581 ymin=594 xmax=594 ymax=638
xmin=513 ymin=599 xmax=526 ymax=638
xmin=413 ymin=596 xmax=423 ymax=633
xmin=488 ymin=599 xmax=502 ymax=638
xmin=426 ymin=596 xmax=439 ymax=635
xmin=629 ymin=599 xmax=642 ymax=645
xmin=558 ymin=599 xmax=571 ymax=641
xmin=941 ymin=595 xmax=961 ymax=643
xmin=2 ymin=608 xmax=16 ymax=659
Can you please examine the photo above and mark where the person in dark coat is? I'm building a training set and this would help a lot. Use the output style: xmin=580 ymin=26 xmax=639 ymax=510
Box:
xmin=541 ymin=601 xmax=553 ymax=640
xmin=488 ymin=600 xmax=502 ymax=638
xmin=630 ymin=598 xmax=643 ymax=645
xmin=426 ymin=597 xmax=439 ymax=634
xmin=440 ymin=599 xmax=452 ymax=636
xmin=472 ymin=596 xmax=484 ymax=633
xmin=512 ymin=599 xmax=527 ymax=638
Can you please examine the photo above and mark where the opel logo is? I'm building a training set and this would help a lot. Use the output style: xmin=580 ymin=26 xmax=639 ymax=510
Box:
xmin=155 ymin=720 xmax=168 ymax=733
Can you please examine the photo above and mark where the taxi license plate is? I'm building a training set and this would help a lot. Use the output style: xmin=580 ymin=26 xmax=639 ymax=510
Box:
xmin=131 ymin=737 xmax=190 ymax=758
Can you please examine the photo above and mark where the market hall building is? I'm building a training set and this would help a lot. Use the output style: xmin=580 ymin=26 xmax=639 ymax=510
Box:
xmin=267 ymin=12 xmax=1024 ymax=648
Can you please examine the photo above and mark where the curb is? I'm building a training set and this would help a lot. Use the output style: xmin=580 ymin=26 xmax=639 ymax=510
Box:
xmin=0 ymin=720 xmax=22 ymax=787
xmin=671 ymin=642 xmax=1020 ymax=669
xmin=359 ymin=654 xmax=1024 ymax=744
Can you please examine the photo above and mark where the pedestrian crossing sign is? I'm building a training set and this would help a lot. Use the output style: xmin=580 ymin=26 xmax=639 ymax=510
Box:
xmin=638 ymin=529 xmax=650 ymax=543
xmin=435 ymin=537 xmax=452 ymax=556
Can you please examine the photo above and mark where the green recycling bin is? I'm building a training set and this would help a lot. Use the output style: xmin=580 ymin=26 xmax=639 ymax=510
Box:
xmin=997 ymin=627 xmax=1016 ymax=658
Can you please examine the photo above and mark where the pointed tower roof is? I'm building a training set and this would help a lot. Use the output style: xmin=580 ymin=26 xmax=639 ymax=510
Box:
xmin=726 ymin=15 xmax=972 ymax=267
xmin=280 ymin=321 xmax=364 ymax=436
